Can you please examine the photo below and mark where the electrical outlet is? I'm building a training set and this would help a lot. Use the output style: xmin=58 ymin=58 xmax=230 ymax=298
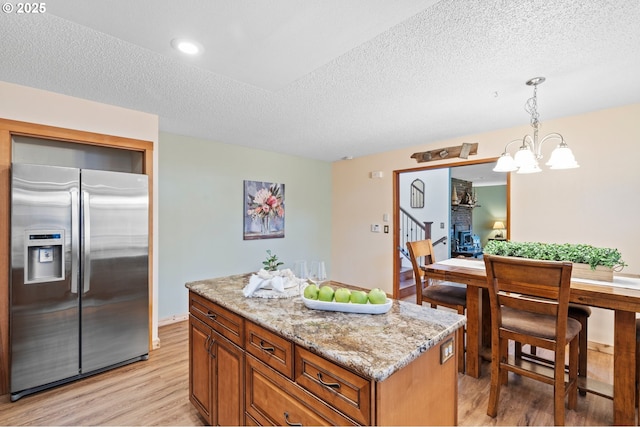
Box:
xmin=440 ymin=337 xmax=454 ymax=364
xmin=383 ymin=225 xmax=389 ymax=233
xmin=440 ymin=222 xmax=445 ymax=229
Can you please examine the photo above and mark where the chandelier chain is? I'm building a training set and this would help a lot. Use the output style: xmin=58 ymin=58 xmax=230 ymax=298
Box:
xmin=525 ymin=83 xmax=540 ymax=144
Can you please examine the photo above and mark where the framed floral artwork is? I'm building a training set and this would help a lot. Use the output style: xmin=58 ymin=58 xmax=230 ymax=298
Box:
xmin=243 ymin=180 xmax=285 ymax=240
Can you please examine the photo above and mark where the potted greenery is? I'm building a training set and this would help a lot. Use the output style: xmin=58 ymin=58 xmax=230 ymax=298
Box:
xmin=483 ymin=240 xmax=626 ymax=282
xmin=262 ymin=249 xmax=284 ymax=272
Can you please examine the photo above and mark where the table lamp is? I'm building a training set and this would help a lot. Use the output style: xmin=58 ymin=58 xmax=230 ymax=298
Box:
xmin=492 ymin=221 xmax=505 ymax=239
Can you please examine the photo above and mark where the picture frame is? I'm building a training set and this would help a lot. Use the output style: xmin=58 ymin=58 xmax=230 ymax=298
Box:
xmin=243 ymin=180 xmax=285 ymax=240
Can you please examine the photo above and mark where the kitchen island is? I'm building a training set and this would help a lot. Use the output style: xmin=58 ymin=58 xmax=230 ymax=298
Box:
xmin=186 ymin=273 xmax=466 ymax=426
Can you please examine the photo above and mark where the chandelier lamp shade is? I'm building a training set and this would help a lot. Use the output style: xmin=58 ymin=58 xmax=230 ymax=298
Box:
xmin=493 ymin=77 xmax=579 ymax=174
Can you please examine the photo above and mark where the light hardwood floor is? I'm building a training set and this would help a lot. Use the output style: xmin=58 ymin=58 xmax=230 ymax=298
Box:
xmin=0 ymin=321 xmax=203 ymax=426
xmin=0 ymin=320 xmax=618 ymax=426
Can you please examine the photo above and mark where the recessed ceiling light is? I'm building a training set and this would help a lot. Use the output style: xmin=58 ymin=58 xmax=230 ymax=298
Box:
xmin=171 ymin=38 xmax=202 ymax=55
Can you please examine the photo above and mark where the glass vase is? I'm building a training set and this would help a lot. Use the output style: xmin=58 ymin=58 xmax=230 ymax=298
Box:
xmin=261 ymin=216 xmax=271 ymax=234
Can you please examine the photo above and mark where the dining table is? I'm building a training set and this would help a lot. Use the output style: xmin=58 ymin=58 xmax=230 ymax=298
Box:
xmin=423 ymin=257 xmax=640 ymax=425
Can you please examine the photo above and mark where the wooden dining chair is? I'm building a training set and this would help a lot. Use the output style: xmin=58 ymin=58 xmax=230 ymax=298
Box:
xmin=406 ymin=239 xmax=467 ymax=373
xmin=484 ymin=255 xmax=581 ymax=426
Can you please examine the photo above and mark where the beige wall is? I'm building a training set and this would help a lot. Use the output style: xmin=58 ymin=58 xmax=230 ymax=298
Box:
xmin=0 ymin=81 xmax=160 ymax=344
xmin=331 ymin=103 xmax=640 ymax=346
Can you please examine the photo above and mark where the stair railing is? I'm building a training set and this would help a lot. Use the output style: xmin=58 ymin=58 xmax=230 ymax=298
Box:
xmin=398 ymin=207 xmax=447 ymax=260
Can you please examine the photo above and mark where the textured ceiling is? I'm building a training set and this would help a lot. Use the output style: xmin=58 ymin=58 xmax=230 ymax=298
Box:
xmin=1 ymin=0 xmax=640 ymax=162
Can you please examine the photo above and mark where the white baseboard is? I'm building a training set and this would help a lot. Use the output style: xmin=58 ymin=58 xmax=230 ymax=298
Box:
xmin=159 ymin=313 xmax=189 ymax=327
xmin=151 ymin=314 xmax=189 ymax=351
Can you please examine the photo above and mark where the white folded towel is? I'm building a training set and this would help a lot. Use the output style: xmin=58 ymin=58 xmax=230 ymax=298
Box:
xmin=243 ymin=268 xmax=295 ymax=297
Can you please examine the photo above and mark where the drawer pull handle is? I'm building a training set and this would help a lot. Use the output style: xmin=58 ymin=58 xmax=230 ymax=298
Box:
xmin=206 ymin=311 xmax=217 ymax=320
xmin=259 ymin=340 xmax=275 ymax=353
xmin=284 ymin=412 xmax=302 ymax=426
xmin=317 ymin=372 xmax=341 ymax=389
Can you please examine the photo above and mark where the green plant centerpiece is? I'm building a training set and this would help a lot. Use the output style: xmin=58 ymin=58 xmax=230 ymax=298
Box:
xmin=262 ymin=249 xmax=284 ymax=272
xmin=483 ymin=240 xmax=626 ymax=281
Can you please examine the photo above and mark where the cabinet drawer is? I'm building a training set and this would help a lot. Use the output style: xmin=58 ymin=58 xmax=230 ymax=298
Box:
xmin=245 ymin=321 xmax=294 ymax=379
xmin=189 ymin=292 xmax=244 ymax=347
xmin=246 ymin=354 xmax=357 ymax=427
xmin=295 ymin=345 xmax=372 ymax=425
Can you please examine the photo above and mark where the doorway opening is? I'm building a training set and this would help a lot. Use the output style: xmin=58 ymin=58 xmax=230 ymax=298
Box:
xmin=394 ymin=159 xmax=509 ymax=300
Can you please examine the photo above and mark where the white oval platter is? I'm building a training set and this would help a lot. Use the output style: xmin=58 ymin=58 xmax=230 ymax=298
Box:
xmin=301 ymin=296 xmax=393 ymax=315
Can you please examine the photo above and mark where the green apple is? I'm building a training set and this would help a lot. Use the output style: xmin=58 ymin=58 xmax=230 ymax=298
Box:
xmin=303 ymin=283 xmax=319 ymax=300
xmin=334 ymin=288 xmax=351 ymax=303
xmin=349 ymin=290 xmax=368 ymax=304
xmin=318 ymin=285 xmax=335 ymax=302
xmin=368 ymin=288 xmax=387 ymax=304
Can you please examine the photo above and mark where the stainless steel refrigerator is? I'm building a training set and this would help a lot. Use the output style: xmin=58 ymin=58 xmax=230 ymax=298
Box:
xmin=10 ymin=163 xmax=149 ymax=401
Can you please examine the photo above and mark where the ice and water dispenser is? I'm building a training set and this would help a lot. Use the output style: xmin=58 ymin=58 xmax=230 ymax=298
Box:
xmin=24 ymin=230 xmax=65 ymax=284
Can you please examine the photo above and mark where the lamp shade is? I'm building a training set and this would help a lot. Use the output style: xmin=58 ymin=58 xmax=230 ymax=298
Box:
xmin=492 ymin=221 xmax=505 ymax=230
xmin=546 ymin=145 xmax=579 ymax=169
xmin=514 ymin=146 xmax=537 ymax=168
xmin=493 ymin=153 xmax=517 ymax=172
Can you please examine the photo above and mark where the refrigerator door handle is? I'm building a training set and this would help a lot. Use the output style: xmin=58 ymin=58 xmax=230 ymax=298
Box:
xmin=71 ymin=189 xmax=79 ymax=294
xmin=82 ymin=190 xmax=91 ymax=294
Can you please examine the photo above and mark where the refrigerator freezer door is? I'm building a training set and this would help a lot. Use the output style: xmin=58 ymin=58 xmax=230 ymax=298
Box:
xmin=10 ymin=163 xmax=80 ymax=393
xmin=80 ymin=169 xmax=149 ymax=372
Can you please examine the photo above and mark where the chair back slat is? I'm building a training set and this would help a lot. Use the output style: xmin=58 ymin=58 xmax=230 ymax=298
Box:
xmin=499 ymin=282 xmax=560 ymax=300
xmin=498 ymin=293 xmax=558 ymax=317
xmin=489 ymin=259 xmax=567 ymax=290
xmin=407 ymin=239 xmax=435 ymax=268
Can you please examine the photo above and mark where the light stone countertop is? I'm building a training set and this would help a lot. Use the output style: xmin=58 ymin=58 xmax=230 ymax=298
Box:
xmin=186 ymin=273 xmax=466 ymax=382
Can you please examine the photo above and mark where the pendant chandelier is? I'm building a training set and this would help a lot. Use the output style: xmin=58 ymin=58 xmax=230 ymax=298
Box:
xmin=493 ymin=77 xmax=579 ymax=174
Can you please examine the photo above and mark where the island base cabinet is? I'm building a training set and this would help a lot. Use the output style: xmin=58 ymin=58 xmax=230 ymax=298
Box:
xmin=246 ymin=354 xmax=358 ymax=426
xmin=244 ymin=413 xmax=260 ymax=426
xmin=188 ymin=290 xmax=460 ymax=426
xmin=375 ymin=332 xmax=458 ymax=426
xmin=189 ymin=314 xmax=244 ymax=426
